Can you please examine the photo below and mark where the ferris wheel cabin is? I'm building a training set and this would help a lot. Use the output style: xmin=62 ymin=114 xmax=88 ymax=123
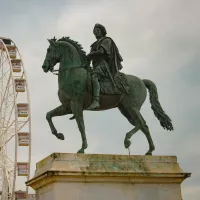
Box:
xmin=0 ymin=37 xmax=17 ymax=58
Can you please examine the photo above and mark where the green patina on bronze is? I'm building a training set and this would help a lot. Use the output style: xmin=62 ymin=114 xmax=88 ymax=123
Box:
xmin=42 ymin=23 xmax=173 ymax=155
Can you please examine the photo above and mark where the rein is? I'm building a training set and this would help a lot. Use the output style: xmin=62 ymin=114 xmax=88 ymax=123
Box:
xmin=51 ymin=66 xmax=85 ymax=75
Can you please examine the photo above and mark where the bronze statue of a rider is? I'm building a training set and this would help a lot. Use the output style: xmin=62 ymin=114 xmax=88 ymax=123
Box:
xmin=87 ymin=23 xmax=123 ymax=110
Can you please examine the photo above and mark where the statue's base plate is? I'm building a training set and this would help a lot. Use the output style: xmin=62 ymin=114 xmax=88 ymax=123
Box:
xmin=26 ymin=153 xmax=190 ymax=200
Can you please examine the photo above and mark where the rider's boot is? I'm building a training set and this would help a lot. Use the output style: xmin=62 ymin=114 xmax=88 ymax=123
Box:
xmin=87 ymin=74 xmax=100 ymax=110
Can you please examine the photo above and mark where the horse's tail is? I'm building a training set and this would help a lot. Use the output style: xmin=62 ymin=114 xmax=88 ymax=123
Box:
xmin=143 ymin=79 xmax=174 ymax=131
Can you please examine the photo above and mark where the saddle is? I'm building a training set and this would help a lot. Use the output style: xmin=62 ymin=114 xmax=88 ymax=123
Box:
xmin=86 ymin=72 xmax=129 ymax=95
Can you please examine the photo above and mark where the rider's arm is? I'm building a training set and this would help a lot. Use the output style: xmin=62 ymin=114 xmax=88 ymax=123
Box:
xmin=87 ymin=47 xmax=104 ymax=59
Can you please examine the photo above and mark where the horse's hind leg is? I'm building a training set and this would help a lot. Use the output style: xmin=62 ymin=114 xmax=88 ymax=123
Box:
xmin=129 ymin=109 xmax=155 ymax=155
xmin=124 ymin=125 xmax=140 ymax=149
xmin=140 ymin=117 xmax=155 ymax=155
xmin=118 ymin=104 xmax=141 ymax=149
xmin=46 ymin=105 xmax=71 ymax=140
xmin=119 ymin=104 xmax=155 ymax=155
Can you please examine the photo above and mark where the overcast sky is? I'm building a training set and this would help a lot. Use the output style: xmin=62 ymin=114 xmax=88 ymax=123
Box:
xmin=0 ymin=0 xmax=200 ymax=199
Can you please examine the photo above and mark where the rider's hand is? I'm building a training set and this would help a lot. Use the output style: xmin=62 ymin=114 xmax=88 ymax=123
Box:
xmin=87 ymin=53 xmax=92 ymax=60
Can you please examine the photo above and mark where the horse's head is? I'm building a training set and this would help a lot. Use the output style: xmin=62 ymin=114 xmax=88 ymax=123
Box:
xmin=43 ymin=36 xmax=89 ymax=73
xmin=42 ymin=38 xmax=60 ymax=73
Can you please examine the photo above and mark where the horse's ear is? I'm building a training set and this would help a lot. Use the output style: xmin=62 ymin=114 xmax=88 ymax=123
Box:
xmin=47 ymin=39 xmax=58 ymax=47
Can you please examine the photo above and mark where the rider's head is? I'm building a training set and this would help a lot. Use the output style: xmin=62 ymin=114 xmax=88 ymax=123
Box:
xmin=93 ymin=23 xmax=107 ymax=39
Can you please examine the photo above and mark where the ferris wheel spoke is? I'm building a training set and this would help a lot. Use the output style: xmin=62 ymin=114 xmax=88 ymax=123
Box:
xmin=17 ymin=119 xmax=29 ymax=132
xmin=0 ymin=159 xmax=14 ymax=175
xmin=0 ymin=119 xmax=16 ymax=140
xmin=0 ymin=56 xmax=9 ymax=67
xmin=2 ymin=103 xmax=15 ymax=132
xmin=5 ymin=154 xmax=15 ymax=166
xmin=0 ymin=67 xmax=10 ymax=82
xmin=0 ymin=73 xmax=12 ymax=112
xmin=0 ymin=151 xmax=15 ymax=177
xmin=0 ymin=53 xmax=9 ymax=67
xmin=0 ymin=132 xmax=15 ymax=151
xmin=2 ymin=98 xmax=15 ymax=129
xmin=2 ymin=91 xmax=13 ymax=130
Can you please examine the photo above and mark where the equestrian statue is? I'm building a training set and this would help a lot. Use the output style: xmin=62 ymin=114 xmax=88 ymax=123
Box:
xmin=42 ymin=23 xmax=174 ymax=155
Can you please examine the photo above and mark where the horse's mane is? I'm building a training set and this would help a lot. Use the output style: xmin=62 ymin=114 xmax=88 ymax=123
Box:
xmin=56 ymin=36 xmax=89 ymax=67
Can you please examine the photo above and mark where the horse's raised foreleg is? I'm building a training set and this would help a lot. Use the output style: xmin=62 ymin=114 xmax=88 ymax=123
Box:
xmin=70 ymin=101 xmax=88 ymax=153
xmin=46 ymin=105 xmax=71 ymax=140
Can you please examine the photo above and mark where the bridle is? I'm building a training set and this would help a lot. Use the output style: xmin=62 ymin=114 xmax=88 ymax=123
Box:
xmin=51 ymin=66 xmax=86 ymax=75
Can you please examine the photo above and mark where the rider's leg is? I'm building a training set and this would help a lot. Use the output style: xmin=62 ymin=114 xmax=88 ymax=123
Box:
xmin=87 ymin=73 xmax=100 ymax=110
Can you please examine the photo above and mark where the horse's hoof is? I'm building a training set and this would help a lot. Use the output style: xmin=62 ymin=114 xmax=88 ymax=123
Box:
xmin=77 ymin=149 xmax=85 ymax=154
xmin=145 ymin=152 xmax=152 ymax=156
xmin=57 ymin=133 xmax=65 ymax=140
xmin=124 ymin=139 xmax=131 ymax=149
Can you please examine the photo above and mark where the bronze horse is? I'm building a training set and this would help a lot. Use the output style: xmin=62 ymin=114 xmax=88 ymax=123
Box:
xmin=42 ymin=37 xmax=173 ymax=155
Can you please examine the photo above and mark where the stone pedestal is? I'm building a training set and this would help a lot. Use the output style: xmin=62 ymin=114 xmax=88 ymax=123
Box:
xmin=26 ymin=153 xmax=190 ymax=200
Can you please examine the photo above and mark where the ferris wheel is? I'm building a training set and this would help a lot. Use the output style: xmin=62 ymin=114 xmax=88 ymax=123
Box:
xmin=0 ymin=37 xmax=31 ymax=200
